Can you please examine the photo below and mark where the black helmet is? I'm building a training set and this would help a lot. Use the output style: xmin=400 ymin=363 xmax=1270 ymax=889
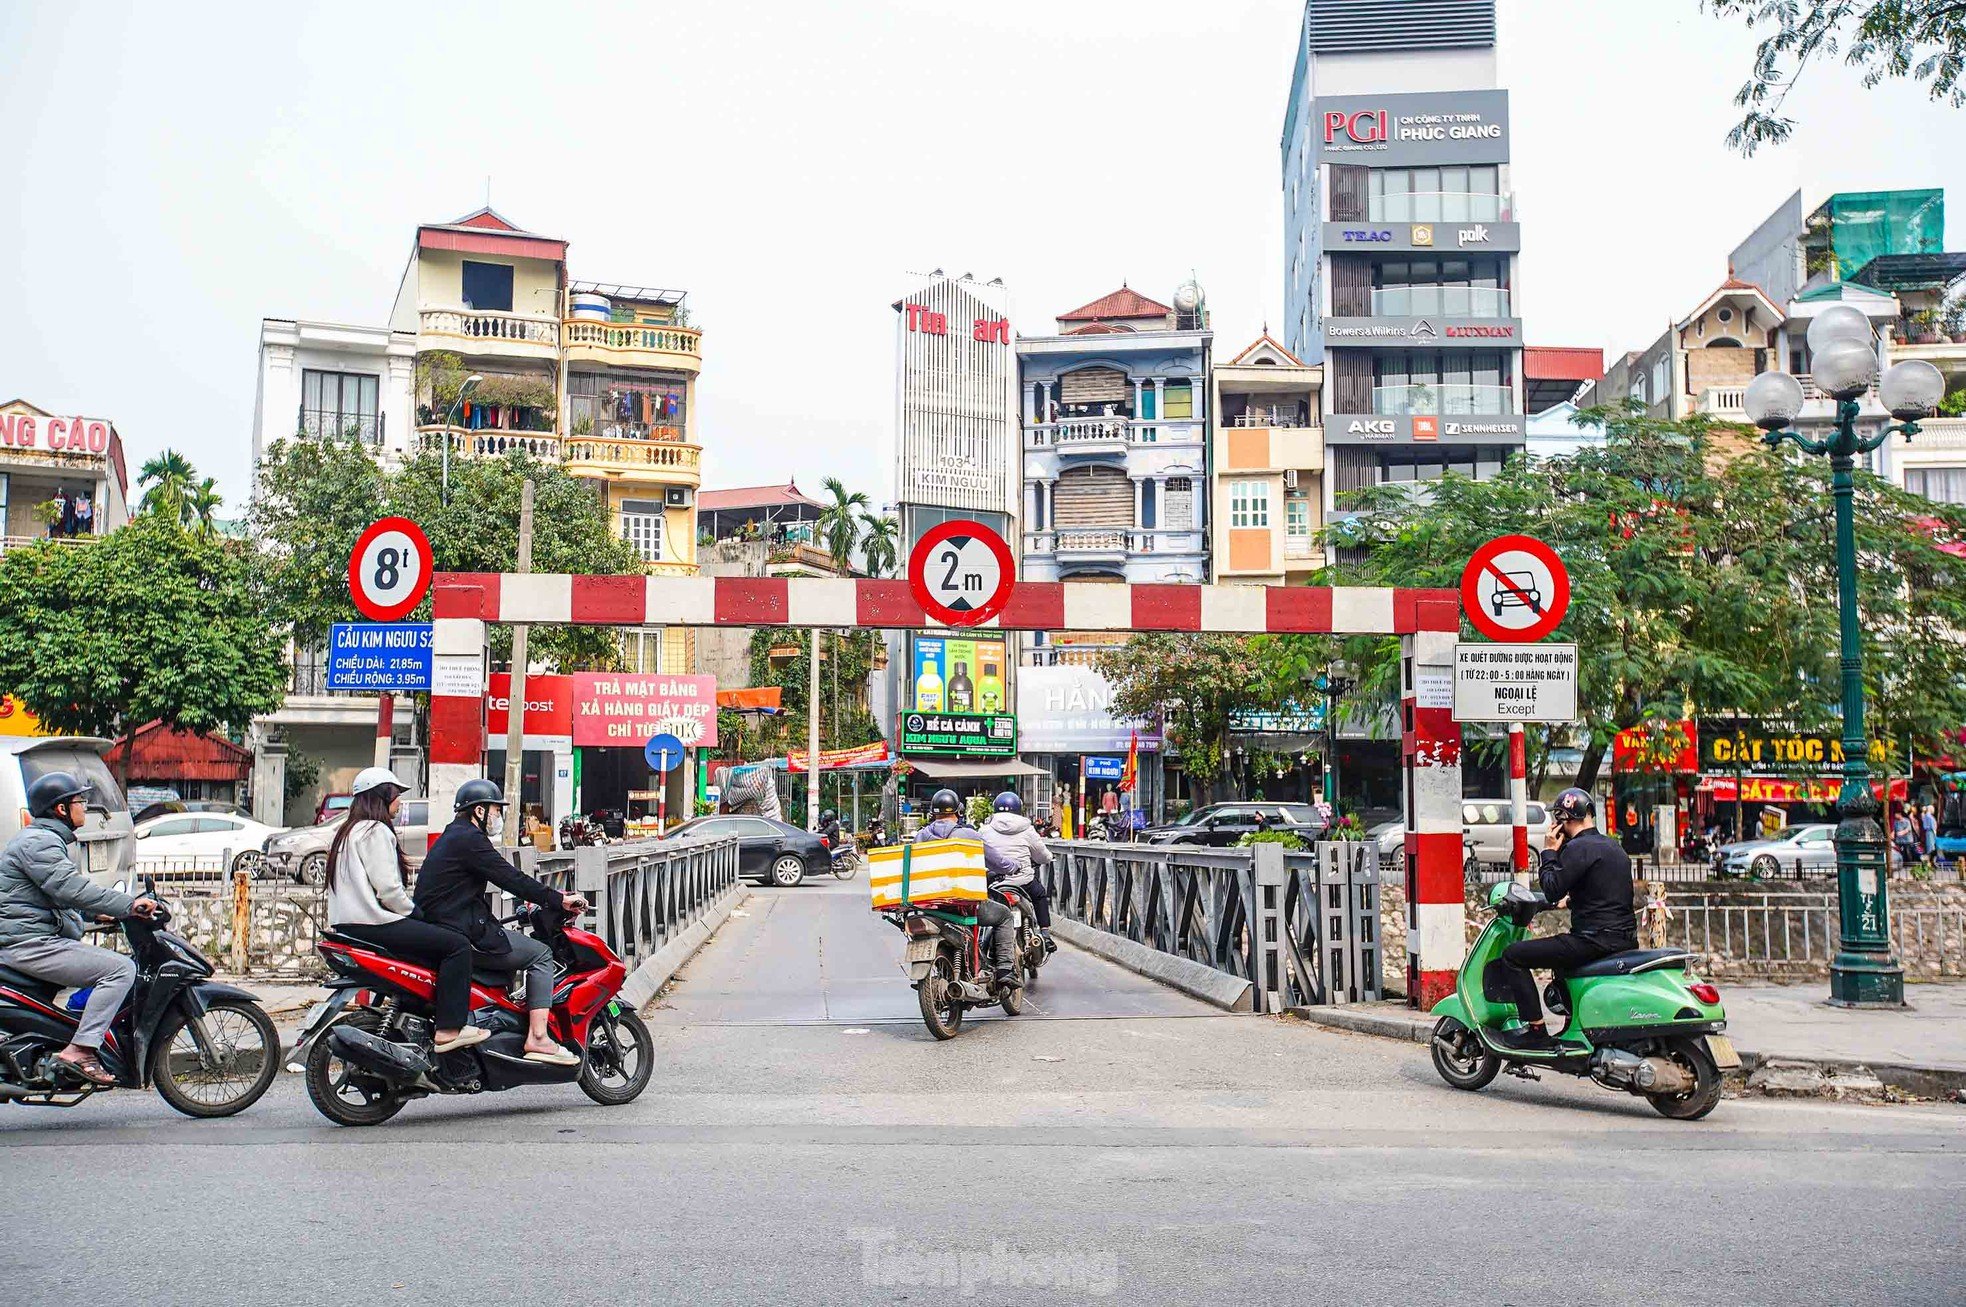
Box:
xmin=1550 ymin=787 xmax=1595 ymax=823
xmin=821 ymin=809 xmax=836 ymax=822
xmin=929 ymin=788 xmax=961 ymax=815
xmin=27 ymin=771 xmax=90 ymax=820
xmin=454 ymin=778 xmax=505 ymax=812
xmin=993 ymin=791 xmax=1023 ymax=814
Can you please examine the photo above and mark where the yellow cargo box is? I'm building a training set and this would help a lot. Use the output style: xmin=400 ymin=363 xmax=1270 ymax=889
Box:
xmin=870 ymin=837 xmax=988 ymax=910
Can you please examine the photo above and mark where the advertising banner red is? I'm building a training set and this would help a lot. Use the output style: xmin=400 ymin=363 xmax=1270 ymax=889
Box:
xmin=786 ymin=741 xmax=891 ymax=773
xmin=571 ymin=673 xmax=719 ymax=748
xmin=1701 ymin=776 xmax=1908 ymax=804
xmin=1611 ymin=720 xmax=1698 ymax=774
xmin=486 ymin=673 xmax=575 ymax=737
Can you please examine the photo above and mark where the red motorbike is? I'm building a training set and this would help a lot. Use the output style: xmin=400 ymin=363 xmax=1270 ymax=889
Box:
xmin=293 ymin=904 xmax=652 ymax=1126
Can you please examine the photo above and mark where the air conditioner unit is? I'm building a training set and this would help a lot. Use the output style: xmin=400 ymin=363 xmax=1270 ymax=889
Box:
xmin=664 ymin=486 xmax=693 ymax=508
xmin=1283 ymin=469 xmax=1299 ymax=491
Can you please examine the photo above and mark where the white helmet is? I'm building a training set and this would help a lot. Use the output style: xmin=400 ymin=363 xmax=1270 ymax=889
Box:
xmin=351 ymin=767 xmax=407 ymax=798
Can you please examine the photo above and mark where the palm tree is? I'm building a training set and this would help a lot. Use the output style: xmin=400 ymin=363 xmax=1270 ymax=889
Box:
xmin=859 ymin=512 xmax=900 ymax=578
xmin=186 ymin=477 xmax=224 ymax=537
xmin=137 ymin=449 xmax=196 ymax=525
xmin=816 ymin=476 xmax=871 ymax=574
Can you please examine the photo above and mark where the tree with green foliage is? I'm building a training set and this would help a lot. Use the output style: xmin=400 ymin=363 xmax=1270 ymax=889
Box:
xmin=1705 ymin=1 xmax=1965 ymax=153
xmin=1326 ymin=406 xmax=1966 ymax=789
xmin=815 ymin=477 xmax=871 ymax=574
xmin=137 ymin=448 xmax=198 ymax=525
xmin=186 ymin=477 xmax=225 ymax=537
xmin=0 ymin=515 xmax=288 ymax=776
xmin=860 ymin=512 xmax=900 ymax=578
xmin=250 ymin=433 xmax=644 ymax=671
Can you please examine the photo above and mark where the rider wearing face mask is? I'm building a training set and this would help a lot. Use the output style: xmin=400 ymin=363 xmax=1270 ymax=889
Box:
xmin=412 ymin=779 xmax=588 ymax=1065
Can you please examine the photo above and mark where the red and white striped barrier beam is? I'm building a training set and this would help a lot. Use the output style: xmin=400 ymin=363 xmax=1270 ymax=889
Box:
xmin=432 ymin=573 xmax=1460 ymax=635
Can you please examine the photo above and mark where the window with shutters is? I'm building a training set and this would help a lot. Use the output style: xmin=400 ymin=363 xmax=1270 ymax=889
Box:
xmin=1229 ymin=480 xmax=1270 ymax=528
xmin=620 ymin=498 xmax=664 ymax=562
xmin=620 ymin=627 xmax=665 ymax=673
xmin=1052 ymin=466 xmax=1133 ymax=528
xmin=1163 ymin=477 xmax=1195 ymax=529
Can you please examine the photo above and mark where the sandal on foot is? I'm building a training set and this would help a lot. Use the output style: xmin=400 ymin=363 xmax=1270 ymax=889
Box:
xmin=433 ymin=1026 xmax=491 ymax=1053
xmin=55 ymin=1052 xmax=115 ymax=1086
xmin=522 ymin=1046 xmax=580 ymax=1067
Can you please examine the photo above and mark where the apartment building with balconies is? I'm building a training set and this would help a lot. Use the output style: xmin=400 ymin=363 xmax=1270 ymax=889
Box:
xmin=1019 ymin=284 xmax=1212 ymax=586
xmin=1209 ymin=335 xmax=1325 ymax=583
xmin=0 ymin=399 xmax=131 ymax=554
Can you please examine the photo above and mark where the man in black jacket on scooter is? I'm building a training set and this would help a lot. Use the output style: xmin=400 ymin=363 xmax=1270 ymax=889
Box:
xmin=1489 ymin=788 xmax=1638 ymax=1051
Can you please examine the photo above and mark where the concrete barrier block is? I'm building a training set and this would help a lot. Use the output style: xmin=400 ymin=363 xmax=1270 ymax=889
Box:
xmin=1051 ymin=918 xmax=1254 ymax=1012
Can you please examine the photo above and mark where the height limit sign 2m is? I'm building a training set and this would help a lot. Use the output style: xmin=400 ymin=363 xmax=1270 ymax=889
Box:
xmin=908 ymin=519 xmax=1014 ymax=628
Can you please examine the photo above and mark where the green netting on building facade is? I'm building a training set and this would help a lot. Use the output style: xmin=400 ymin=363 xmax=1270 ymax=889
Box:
xmin=1810 ymin=190 xmax=1945 ymax=280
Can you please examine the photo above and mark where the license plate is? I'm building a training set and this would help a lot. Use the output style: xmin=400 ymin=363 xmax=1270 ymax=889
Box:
xmin=1009 ymin=910 xmax=1022 ymax=930
xmin=85 ymin=840 xmax=110 ymax=874
xmin=905 ymin=937 xmax=939 ymax=963
xmin=1705 ymin=1034 xmax=1741 ymax=1070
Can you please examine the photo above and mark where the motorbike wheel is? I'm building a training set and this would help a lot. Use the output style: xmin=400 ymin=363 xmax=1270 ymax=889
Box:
xmin=833 ymin=852 xmax=859 ymax=881
xmin=1000 ymin=978 xmax=1025 ymax=1016
xmin=303 ymin=1010 xmax=407 ymax=1127
xmin=918 ymin=954 xmax=964 ymax=1041
xmin=150 ymin=998 xmax=281 ymax=1119
xmin=1647 ymin=1036 xmax=1724 ymax=1121
xmin=578 ymin=1006 xmax=653 ymax=1106
xmin=1430 ymin=1016 xmax=1501 ymax=1092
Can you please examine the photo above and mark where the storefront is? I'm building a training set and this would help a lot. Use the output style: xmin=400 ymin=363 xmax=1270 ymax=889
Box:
xmin=1015 ymin=664 xmax=1161 ymax=827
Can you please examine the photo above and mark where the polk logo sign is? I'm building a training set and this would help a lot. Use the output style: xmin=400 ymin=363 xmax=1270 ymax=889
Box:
xmin=1456 ymin=225 xmax=1491 ymax=246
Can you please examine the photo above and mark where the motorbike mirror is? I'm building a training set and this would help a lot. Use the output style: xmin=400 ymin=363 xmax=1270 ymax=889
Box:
xmin=1486 ymin=881 xmax=1512 ymax=908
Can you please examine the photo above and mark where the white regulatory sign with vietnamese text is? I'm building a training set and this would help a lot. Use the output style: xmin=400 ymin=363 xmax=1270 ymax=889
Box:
xmin=1453 ymin=643 xmax=1578 ymax=723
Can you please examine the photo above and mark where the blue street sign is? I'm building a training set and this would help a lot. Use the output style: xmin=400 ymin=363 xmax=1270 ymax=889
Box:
xmin=644 ymin=732 xmax=686 ymax=773
xmin=325 ymin=623 xmax=433 ymax=692
xmin=1084 ymin=755 xmax=1124 ymax=782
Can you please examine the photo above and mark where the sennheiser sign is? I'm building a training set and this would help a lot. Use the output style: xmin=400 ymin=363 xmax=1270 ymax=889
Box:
xmin=1315 ymin=90 xmax=1510 ymax=167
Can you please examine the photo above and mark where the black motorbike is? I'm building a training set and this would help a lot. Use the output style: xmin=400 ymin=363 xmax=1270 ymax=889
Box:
xmin=0 ymin=887 xmax=281 ymax=1116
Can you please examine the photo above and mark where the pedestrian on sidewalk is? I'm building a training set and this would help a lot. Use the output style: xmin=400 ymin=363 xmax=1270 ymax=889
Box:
xmin=1921 ymin=804 xmax=1941 ymax=871
xmin=1892 ymin=810 xmax=1920 ymax=871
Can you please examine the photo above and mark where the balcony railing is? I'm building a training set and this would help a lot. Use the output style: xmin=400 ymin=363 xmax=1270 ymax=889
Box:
xmin=1700 ymin=386 xmax=1747 ymax=415
xmin=299 ymin=408 xmax=383 ymax=444
xmin=1228 ymin=409 xmax=1311 ymax=428
xmin=419 ymin=308 xmax=559 ymax=349
xmin=1364 ymin=191 xmax=1512 ymax=224
xmin=414 ymin=426 xmax=562 ymax=459
xmin=1370 ymin=383 xmax=1513 ymax=417
xmin=563 ymin=436 xmax=702 ymax=474
xmin=1283 ymin=536 xmax=1320 ymax=562
xmin=1026 ymin=528 xmax=1207 ymax=556
xmin=563 ymin=320 xmax=702 ymax=364
xmin=0 ymin=534 xmax=99 ymax=558
xmin=1024 ymin=417 xmax=1205 ymax=449
xmin=1370 ymin=285 xmax=1511 ymax=318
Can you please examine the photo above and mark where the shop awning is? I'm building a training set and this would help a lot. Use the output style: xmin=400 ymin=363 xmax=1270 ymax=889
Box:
xmin=902 ymin=757 xmax=1049 ymax=781
xmin=717 ymin=687 xmax=783 ymax=713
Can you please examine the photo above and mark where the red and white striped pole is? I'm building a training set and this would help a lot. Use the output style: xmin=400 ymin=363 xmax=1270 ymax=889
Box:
xmin=1509 ymin=722 xmax=1529 ymax=879
xmin=374 ymin=693 xmax=394 ymax=770
xmin=1402 ymin=604 xmax=1464 ymax=1009
xmin=428 ymin=587 xmax=488 ymax=851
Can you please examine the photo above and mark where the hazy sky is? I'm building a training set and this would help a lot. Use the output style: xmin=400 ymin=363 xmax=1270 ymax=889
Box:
xmin=2 ymin=1 xmax=1959 ymax=514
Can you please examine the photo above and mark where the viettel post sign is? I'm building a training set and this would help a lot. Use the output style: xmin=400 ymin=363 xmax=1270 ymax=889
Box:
xmin=571 ymin=673 xmax=719 ymax=749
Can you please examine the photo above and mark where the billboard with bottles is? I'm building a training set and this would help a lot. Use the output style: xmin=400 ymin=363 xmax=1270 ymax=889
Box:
xmin=909 ymin=633 xmax=1007 ymax=716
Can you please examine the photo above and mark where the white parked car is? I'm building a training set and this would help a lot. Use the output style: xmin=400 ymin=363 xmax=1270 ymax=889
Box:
xmin=0 ymin=737 xmax=136 ymax=885
xmin=132 ymin=811 xmax=286 ymax=876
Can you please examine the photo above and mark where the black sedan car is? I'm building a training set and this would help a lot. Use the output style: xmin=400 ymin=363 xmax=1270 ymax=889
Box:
xmin=663 ymin=814 xmax=828 ymax=886
xmin=1141 ymin=802 xmax=1328 ymax=847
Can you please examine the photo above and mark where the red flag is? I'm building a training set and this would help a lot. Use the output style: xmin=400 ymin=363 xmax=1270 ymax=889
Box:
xmin=1120 ymin=729 xmax=1139 ymax=793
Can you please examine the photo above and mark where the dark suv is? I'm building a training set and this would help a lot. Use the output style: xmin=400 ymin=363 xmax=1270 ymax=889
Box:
xmin=1142 ymin=802 xmax=1327 ymax=847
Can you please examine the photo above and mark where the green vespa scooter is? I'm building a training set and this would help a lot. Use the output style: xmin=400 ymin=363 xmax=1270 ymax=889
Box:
xmin=1430 ymin=880 xmax=1739 ymax=1119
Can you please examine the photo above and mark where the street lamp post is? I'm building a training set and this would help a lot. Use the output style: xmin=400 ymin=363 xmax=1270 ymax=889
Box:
xmin=1315 ymin=667 xmax=1355 ymax=807
xmin=1744 ymin=304 xmax=1945 ymax=1008
xmin=441 ymin=373 xmax=485 ymax=505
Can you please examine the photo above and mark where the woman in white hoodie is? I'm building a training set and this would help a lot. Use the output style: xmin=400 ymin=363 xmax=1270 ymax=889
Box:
xmin=326 ymin=769 xmax=486 ymax=1053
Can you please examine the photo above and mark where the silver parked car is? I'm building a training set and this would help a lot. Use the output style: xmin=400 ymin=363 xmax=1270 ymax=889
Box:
xmin=1462 ymin=799 xmax=1549 ymax=872
xmin=261 ymin=796 xmax=434 ymax=885
xmin=1717 ymin=823 xmax=1837 ymax=878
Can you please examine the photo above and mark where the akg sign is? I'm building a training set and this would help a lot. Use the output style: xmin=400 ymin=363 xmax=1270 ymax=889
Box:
xmin=1326 ymin=413 xmax=1525 ymax=446
xmin=1313 ymin=90 xmax=1510 ymax=167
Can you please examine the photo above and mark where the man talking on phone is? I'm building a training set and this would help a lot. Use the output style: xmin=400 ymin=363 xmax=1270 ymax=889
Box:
xmin=1488 ymin=788 xmax=1638 ymax=1051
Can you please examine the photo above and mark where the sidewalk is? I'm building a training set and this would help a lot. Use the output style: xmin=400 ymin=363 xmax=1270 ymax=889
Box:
xmin=1287 ymin=981 xmax=1966 ymax=1100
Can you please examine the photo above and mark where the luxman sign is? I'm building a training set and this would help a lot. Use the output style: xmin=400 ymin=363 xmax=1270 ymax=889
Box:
xmin=1322 ymin=222 xmax=1519 ymax=253
xmin=1322 ymin=317 xmax=1521 ymax=347
xmin=1314 ymin=90 xmax=1510 ymax=168
xmin=1325 ymin=413 xmax=1526 ymax=446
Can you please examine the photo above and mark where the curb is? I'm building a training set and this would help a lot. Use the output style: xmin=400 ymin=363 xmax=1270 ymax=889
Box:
xmin=621 ymin=884 xmax=745 ymax=1011
xmin=1052 ymin=918 xmax=1254 ymax=1012
xmin=1282 ymin=1004 xmax=1966 ymax=1100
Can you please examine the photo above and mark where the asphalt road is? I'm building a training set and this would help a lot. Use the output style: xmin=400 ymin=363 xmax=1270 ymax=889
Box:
xmin=4 ymin=876 xmax=1962 ymax=1306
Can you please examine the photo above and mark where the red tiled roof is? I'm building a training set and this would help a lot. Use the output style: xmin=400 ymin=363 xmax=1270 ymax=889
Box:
xmin=106 ymin=723 xmax=251 ymax=783
xmin=698 ymin=481 xmax=821 ymax=511
xmin=1057 ymin=286 xmax=1173 ymax=323
xmin=1524 ymin=347 xmax=1604 ymax=382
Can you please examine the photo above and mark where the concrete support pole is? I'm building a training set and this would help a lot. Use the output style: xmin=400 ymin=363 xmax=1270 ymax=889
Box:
xmin=1509 ymin=722 xmax=1529 ymax=879
xmin=502 ymin=481 xmax=535 ymax=848
xmin=374 ymin=693 xmax=394 ymax=769
xmin=806 ymin=627 xmax=822 ymax=830
xmin=1402 ymin=617 xmax=1464 ymax=1009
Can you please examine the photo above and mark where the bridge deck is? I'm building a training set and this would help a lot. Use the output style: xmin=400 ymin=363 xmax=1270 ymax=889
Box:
xmin=658 ymin=874 xmax=1225 ymax=1025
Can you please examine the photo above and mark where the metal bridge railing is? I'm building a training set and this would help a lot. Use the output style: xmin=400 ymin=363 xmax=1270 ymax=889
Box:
xmin=1042 ymin=840 xmax=1381 ymax=1011
xmin=524 ymin=837 xmax=740 ymax=972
